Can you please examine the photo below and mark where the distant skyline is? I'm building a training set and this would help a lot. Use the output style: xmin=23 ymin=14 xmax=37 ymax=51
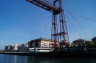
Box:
xmin=0 ymin=0 xmax=96 ymax=49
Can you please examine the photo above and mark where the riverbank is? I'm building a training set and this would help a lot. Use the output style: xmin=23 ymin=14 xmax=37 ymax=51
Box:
xmin=1 ymin=51 xmax=96 ymax=58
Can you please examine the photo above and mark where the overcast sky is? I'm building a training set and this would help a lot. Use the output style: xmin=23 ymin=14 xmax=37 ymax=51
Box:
xmin=0 ymin=0 xmax=96 ymax=49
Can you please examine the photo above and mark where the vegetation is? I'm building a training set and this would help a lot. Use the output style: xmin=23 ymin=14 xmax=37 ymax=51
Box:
xmin=85 ymin=41 xmax=94 ymax=46
xmin=72 ymin=38 xmax=95 ymax=47
xmin=92 ymin=37 xmax=96 ymax=46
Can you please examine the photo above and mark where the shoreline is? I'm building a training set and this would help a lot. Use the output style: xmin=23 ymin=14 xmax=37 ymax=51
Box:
xmin=1 ymin=51 xmax=96 ymax=58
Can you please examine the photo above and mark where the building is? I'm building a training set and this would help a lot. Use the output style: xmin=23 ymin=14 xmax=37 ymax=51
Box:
xmin=14 ymin=44 xmax=19 ymax=51
xmin=28 ymin=38 xmax=56 ymax=52
xmin=28 ymin=38 xmax=54 ymax=48
xmin=5 ymin=44 xmax=28 ymax=52
xmin=18 ymin=44 xmax=29 ymax=52
xmin=28 ymin=38 xmax=72 ymax=52
xmin=5 ymin=45 xmax=13 ymax=52
xmin=72 ymin=39 xmax=86 ymax=51
xmin=72 ymin=39 xmax=86 ymax=46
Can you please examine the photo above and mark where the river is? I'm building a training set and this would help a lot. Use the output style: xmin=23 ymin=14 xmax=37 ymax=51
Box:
xmin=0 ymin=54 xmax=96 ymax=63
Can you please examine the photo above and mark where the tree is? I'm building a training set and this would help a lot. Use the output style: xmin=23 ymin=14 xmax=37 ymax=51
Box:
xmin=85 ymin=41 xmax=94 ymax=47
xmin=91 ymin=37 xmax=96 ymax=46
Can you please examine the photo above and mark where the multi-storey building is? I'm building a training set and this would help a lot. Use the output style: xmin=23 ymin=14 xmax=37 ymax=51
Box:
xmin=18 ymin=44 xmax=28 ymax=52
xmin=72 ymin=39 xmax=86 ymax=46
xmin=5 ymin=44 xmax=28 ymax=52
xmin=28 ymin=38 xmax=55 ymax=48
xmin=5 ymin=45 xmax=13 ymax=52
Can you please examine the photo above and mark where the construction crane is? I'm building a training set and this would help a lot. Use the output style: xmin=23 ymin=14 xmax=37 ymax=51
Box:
xmin=26 ymin=0 xmax=69 ymax=51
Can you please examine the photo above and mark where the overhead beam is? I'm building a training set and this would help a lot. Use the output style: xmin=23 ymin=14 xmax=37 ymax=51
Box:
xmin=26 ymin=0 xmax=62 ymax=15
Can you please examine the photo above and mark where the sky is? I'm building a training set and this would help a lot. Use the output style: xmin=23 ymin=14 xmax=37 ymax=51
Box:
xmin=0 ymin=0 xmax=96 ymax=49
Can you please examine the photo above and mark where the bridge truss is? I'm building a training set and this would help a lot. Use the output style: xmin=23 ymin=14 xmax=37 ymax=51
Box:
xmin=26 ymin=0 xmax=69 ymax=50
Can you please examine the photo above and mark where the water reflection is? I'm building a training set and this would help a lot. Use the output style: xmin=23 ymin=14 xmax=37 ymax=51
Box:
xmin=26 ymin=56 xmax=96 ymax=63
xmin=13 ymin=55 xmax=17 ymax=63
xmin=12 ymin=55 xmax=27 ymax=63
xmin=1 ymin=54 xmax=96 ymax=63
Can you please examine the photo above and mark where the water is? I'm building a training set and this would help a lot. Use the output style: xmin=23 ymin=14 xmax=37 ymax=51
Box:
xmin=0 ymin=54 xmax=96 ymax=63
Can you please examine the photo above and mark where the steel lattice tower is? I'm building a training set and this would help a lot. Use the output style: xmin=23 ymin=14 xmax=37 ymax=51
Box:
xmin=26 ymin=0 xmax=69 ymax=50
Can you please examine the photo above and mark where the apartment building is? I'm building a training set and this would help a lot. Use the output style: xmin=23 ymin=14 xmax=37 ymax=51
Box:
xmin=5 ymin=44 xmax=28 ymax=52
xmin=28 ymin=38 xmax=55 ymax=48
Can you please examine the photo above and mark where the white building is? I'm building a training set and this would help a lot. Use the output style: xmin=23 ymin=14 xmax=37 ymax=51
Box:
xmin=14 ymin=44 xmax=19 ymax=51
xmin=5 ymin=44 xmax=28 ymax=52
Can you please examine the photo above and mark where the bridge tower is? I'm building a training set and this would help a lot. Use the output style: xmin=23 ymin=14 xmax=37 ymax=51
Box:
xmin=26 ymin=0 xmax=69 ymax=50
